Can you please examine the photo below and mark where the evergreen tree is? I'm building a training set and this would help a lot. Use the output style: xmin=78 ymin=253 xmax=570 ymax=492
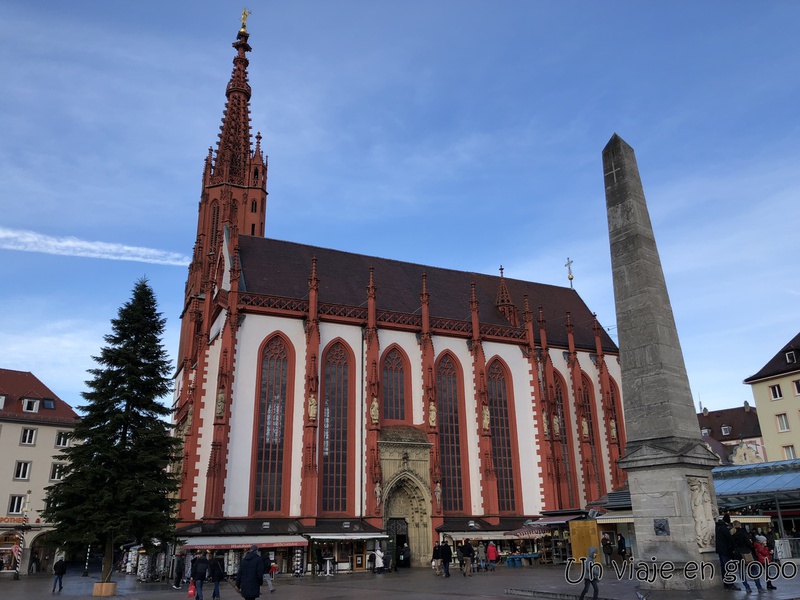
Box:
xmin=43 ymin=278 xmax=181 ymax=582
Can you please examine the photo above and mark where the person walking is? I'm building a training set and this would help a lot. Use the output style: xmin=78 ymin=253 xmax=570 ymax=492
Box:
xmin=732 ymin=520 xmax=763 ymax=593
xmin=209 ymin=551 xmax=226 ymax=599
xmin=486 ymin=541 xmax=498 ymax=572
xmin=52 ymin=556 xmax=66 ymax=593
xmin=600 ymin=533 xmax=613 ymax=566
xmin=262 ymin=552 xmax=275 ymax=593
xmin=191 ymin=551 xmax=211 ymax=600
xmin=236 ymin=545 xmax=267 ymax=599
xmin=440 ymin=541 xmax=452 ymax=578
xmin=461 ymin=539 xmax=475 ymax=576
xmin=477 ymin=542 xmax=487 ymax=572
xmin=374 ymin=546 xmax=385 ymax=574
xmin=715 ymin=516 xmax=740 ymax=590
xmin=173 ymin=553 xmax=186 ymax=590
xmin=577 ymin=547 xmax=600 ymax=600
xmin=315 ymin=546 xmax=324 ymax=577
xmin=616 ymin=534 xmax=627 ymax=563
xmin=754 ymin=535 xmax=777 ymax=590
xmin=431 ymin=541 xmax=442 ymax=575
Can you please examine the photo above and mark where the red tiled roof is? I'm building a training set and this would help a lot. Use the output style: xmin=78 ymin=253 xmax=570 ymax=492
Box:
xmin=237 ymin=236 xmax=617 ymax=353
xmin=0 ymin=368 xmax=79 ymax=424
xmin=697 ymin=405 xmax=761 ymax=441
xmin=744 ymin=331 xmax=800 ymax=383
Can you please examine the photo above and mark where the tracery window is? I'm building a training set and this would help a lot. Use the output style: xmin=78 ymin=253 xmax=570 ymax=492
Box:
xmin=487 ymin=360 xmax=516 ymax=513
xmin=553 ymin=376 xmax=575 ymax=508
xmin=321 ymin=342 xmax=349 ymax=512
xmin=437 ymin=355 xmax=463 ymax=512
xmin=254 ymin=336 xmax=288 ymax=512
xmin=382 ymin=348 xmax=405 ymax=421
xmin=580 ymin=375 xmax=601 ymax=483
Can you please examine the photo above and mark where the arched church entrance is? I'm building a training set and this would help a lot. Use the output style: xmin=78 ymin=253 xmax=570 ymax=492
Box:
xmin=378 ymin=425 xmax=434 ymax=569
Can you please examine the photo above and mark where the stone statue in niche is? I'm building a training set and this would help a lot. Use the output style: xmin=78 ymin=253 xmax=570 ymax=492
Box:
xmin=370 ymin=397 xmax=380 ymax=424
xmin=428 ymin=401 xmax=437 ymax=427
xmin=215 ymin=388 xmax=226 ymax=418
xmin=609 ymin=418 xmax=617 ymax=441
xmin=581 ymin=416 xmax=589 ymax=439
xmin=543 ymin=410 xmax=550 ymax=437
xmin=374 ymin=481 xmax=382 ymax=506
xmin=308 ymin=395 xmax=318 ymax=421
xmin=482 ymin=405 xmax=490 ymax=431
xmin=552 ymin=414 xmax=560 ymax=438
xmin=434 ymin=482 xmax=442 ymax=511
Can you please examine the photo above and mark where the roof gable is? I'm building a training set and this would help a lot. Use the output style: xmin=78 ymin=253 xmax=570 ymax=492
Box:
xmin=745 ymin=331 xmax=800 ymax=383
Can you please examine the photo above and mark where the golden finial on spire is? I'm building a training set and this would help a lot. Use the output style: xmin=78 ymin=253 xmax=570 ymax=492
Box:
xmin=240 ymin=7 xmax=252 ymax=32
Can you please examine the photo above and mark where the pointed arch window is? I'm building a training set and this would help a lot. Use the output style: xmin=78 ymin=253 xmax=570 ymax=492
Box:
xmin=580 ymin=375 xmax=601 ymax=485
xmin=553 ymin=375 xmax=576 ymax=508
xmin=251 ymin=199 xmax=258 ymax=213
xmin=254 ymin=336 xmax=288 ymax=512
xmin=487 ymin=360 xmax=516 ymax=513
xmin=437 ymin=355 xmax=463 ymax=512
xmin=382 ymin=348 xmax=406 ymax=421
xmin=321 ymin=342 xmax=349 ymax=513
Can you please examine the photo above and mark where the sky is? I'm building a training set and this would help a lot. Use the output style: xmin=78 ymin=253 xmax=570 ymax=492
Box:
xmin=1 ymin=1 xmax=799 ymax=414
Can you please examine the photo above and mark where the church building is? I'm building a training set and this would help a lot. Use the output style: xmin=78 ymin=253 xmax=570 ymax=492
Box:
xmin=173 ymin=21 xmax=626 ymax=571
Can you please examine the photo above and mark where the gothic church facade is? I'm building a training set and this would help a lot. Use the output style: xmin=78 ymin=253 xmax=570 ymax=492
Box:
xmin=173 ymin=24 xmax=626 ymax=565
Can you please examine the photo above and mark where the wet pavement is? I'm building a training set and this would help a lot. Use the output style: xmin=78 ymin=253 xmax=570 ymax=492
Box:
xmin=2 ymin=561 xmax=799 ymax=600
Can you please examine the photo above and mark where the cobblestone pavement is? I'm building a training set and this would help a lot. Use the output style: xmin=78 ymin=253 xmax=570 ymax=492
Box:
xmin=2 ymin=562 xmax=799 ymax=600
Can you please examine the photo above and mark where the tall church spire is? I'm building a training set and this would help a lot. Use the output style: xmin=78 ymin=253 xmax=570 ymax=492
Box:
xmin=211 ymin=28 xmax=254 ymax=186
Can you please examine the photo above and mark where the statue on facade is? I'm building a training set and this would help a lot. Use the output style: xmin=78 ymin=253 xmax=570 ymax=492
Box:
xmin=552 ymin=414 xmax=560 ymax=438
xmin=428 ymin=401 xmax=437 ymax=427
xmin=609 ymin=418 xmax=617 ymax=441
xmin=215 ymin=387 xmax=226 ymax=418
xmin=370 ymin=397 xmax=380 ymax=424
xmin=374 ymin=481 xmax=382 ymax=507
xmin=542 ymin=409 xmax=550 ymax=437
xmin=434 ymin=482 xmax=442 ymax=511
xmin=581 ymin=416 xmax=589 ymax=439
xmin=482 ymin=404 xmax=490 ymax=431
xmin=308 ymin=395 xmax=318 ymax=421
xmin=240 ymin=8 xmax=252 ymax=31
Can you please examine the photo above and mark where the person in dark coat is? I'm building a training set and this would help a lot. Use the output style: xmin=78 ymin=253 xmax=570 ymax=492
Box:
xmin=173 ymin=554 xmax=186 ymax=589
xmin=616 ymin=534 xmax=626 ymax=562
xmin=315 ymin=546 xmax=324 ymax=576
xmin=715 ymin=516 xmax=739 ymax=590
xmin=209 ymin=551 xmax=226 ymax=600
xmin=440 ymin=541 xmax=453 ymax=578
xmin=191 ymin=551 xmax=211 ymax=600
xmin=600 ymin=533 xmax=613 ymax=566
xmin=732 ymin=520 xmax=763 ymax=592
xmin=52 ymin=557 xmax=66 ymax=593
xmin=460 ymin=539 xmax=475 ymax=577
xmin=431 ymin=541 xmax=442 ymax=575
xmin=236 ymin=545 xmax=266 ymax=600
xmin=577 ymin=547 xmax=600 ymax=600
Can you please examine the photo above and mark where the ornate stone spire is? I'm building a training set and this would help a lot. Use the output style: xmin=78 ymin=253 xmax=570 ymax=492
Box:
xmin=211 ymin=27 xmax=254 ymax=186
xmin=495 ymin=266 xmax=519 ymax=327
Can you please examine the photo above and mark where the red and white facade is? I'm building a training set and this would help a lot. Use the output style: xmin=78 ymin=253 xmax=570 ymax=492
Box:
xmin=173 ymin=24 xmax=626 ymax=567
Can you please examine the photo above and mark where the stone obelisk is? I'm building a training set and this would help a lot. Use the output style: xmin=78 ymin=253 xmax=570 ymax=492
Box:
xmin=603 ymin=134 xmax=719 ymax=590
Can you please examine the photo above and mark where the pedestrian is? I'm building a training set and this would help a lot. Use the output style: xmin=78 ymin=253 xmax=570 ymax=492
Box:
xmin=616 ymin=534 xmax=626 ymax=562
xmin=461 ymin=539 xmax=475 ymax=577
xmin=52 ymin=556 xmax=66 ymax=593
xmin=477 ymin=542 xmax=487 ymax=572
xmin=191 ymin=551 xmax=211 ymax=600
xmin=315 ymin=546 xmax=324 ymax=577
xmin=765 ymin=527 xmax=780 ymax=565
xmin=600 ymin=533 xmax=613 ymax=566
xmin=262 ymin=552 xmax=275 ymax=593
xmin=173 ymin=553 xmax=186 ymax=590
xmin=715 ymin=515 xmax=740 ymax=590
xmin=431 ymin=541 xmax=441 ymax=575
xmin=456 ymin=543 xmax=464 ymax=572
xmin=400 ymin=543 xmax=411 ymax=568
xmin=440 ymin=541 xmax=452 ymax=578
xmin=374 ymin=546 xmax=385 ymax=574
xmin=732 ymin=520 xmax=763 ymax=592
xmin=209 ymin=550 xmax=226 ymax=599
xmin=236 ymin=545 xmax=267 ymax=599
xmin=577 ymin=546 xmax=600 ymax=600
xmin=754 ymin=535 xmax=777 ymax=590
xmin=486 ymin=541 xmax=498 ymax=572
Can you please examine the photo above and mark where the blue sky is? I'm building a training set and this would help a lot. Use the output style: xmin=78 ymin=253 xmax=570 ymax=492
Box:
xmin=1 ymin=1 xmax=798 ymax=413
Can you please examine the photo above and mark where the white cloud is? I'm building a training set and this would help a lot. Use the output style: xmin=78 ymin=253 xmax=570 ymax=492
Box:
xmin=0 ymin=227 xmax=190 ymax=266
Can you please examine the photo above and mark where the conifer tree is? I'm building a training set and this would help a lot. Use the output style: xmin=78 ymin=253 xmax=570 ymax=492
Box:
xmin=43 ymin=278 xmax=181 ymax=583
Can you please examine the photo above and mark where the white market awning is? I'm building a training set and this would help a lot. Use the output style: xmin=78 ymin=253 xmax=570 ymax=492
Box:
xmin=181 ymin=535 xmax=308 ymax=550
xmin=595 ymin=512 xmax=634 ymax=524
xmin=440 ymin=531 xmax=507 ymax=541
xmin=306 ymin=533 xmax=388 ymax=540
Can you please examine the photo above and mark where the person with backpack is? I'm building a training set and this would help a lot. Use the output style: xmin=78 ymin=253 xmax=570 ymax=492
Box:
xmin=191 ymin=551 xmax=211 ymax=600
xmin=209 ymin=551 xmax=226 ymax=600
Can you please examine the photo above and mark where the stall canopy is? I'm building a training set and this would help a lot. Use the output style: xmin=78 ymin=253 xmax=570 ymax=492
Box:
xmin=182 ymin=535 xmax=307 ymax=550
xmin=306 ymin=533 xmax=387 ymax=540
xmin=714 ymin=460 xmax=800 ymax=510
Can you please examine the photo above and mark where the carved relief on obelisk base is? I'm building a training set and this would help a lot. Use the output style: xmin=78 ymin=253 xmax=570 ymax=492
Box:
xmin=687 ymin=476 xmax=717 ymax=551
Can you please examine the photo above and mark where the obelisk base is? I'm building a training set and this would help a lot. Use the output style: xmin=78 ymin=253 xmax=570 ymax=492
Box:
xmin=621 ymin=438 xmax=721 ymax=590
